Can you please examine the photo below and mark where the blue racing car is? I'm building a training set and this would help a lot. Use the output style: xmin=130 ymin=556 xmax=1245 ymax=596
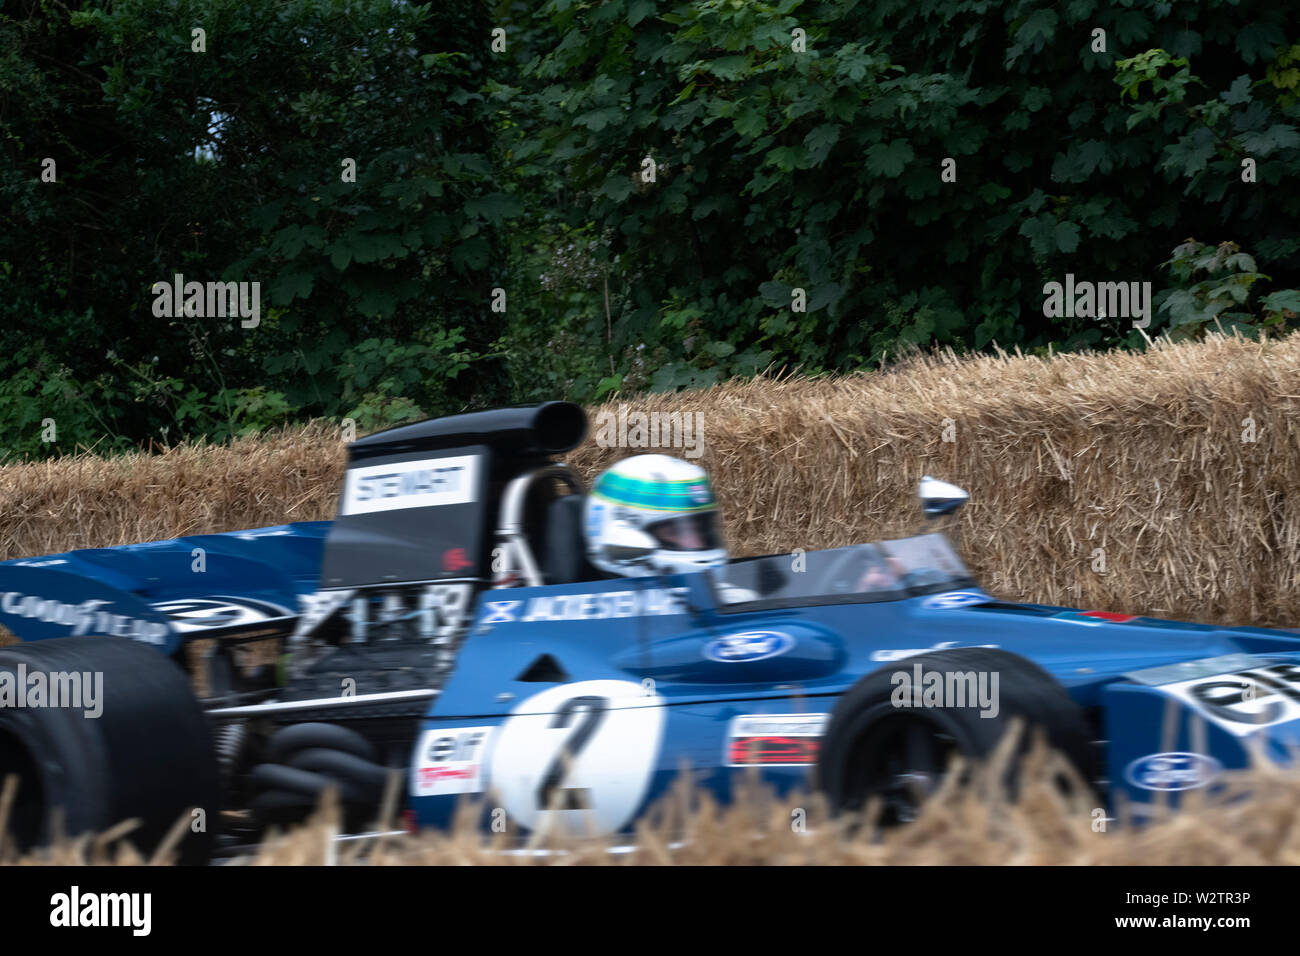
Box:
xmin=0 ymin=401 xmax=1295 ymax=860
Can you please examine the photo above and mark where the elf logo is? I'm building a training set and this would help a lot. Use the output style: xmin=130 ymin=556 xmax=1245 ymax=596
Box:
xmin=413 ymin=726 xmax=495 ymax=797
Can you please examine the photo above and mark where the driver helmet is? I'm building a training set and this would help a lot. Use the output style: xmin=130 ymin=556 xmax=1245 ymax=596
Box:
xmin=584 ymin=454 xmax=727 ymax=577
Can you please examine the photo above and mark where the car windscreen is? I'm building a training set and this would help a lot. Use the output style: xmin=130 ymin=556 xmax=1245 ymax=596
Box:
xmin=878 ymin=533 xmax=970 ymax=588
xmin=709 ymin=533 xmax=973 ymax=609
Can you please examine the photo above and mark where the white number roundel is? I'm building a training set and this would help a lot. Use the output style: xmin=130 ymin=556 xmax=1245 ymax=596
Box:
xmin=487 ymin=679 xmax=666 ymax=836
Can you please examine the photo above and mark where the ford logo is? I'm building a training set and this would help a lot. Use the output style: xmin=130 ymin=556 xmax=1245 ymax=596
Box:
xmin=1123 ymin=752 xmax=1223 ymax=791
xmin=922 ymin=590 xmax=988 ymax=610
xmin=704 ymin=630 xmax=795 ymax=663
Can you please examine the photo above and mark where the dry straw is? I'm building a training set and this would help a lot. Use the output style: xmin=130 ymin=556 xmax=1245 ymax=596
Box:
xmin=3 ymin=331 xmax=1298 ymax=625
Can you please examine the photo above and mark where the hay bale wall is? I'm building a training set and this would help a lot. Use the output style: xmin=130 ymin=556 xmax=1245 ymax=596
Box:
xmin=3 ymin=333 xmax=1298 ymax=626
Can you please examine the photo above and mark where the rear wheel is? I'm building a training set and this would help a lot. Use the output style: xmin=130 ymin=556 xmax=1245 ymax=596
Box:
xmin=0 ymin=637 xmax=219 ymax=863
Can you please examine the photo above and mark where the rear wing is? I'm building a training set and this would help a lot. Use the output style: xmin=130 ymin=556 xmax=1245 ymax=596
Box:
xmin=0 ymin=522 xmax=329 ymax=656
xmin=320 ymin=401 xmax=587 ymax=588
xmin=0 ymin=400 xmax=591 ymax=655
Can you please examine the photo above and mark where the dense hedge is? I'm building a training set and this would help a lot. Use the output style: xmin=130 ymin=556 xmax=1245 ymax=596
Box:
xmin=1 ymin=0 xmax=1297 ymax=457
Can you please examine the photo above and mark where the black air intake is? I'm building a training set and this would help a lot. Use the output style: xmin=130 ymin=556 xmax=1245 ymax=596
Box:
xmin=347 ymin=401 xmax=588 ymax=463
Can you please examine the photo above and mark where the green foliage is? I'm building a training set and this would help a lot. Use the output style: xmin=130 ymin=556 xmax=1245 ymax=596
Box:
xmin=507 ymin=0 xmax=1299 ymax=380
xmin=1156 ymin=239 xmax=1296 ymax=338
xmin=0 ymin=0 xmax=505 ymax=457
xmin=1 ymin=0 xmax=1298 ymax=458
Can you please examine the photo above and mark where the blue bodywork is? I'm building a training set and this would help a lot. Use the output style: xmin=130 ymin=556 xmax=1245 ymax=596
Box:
xmin=3 ymin=518 xmax=1298 ymax=835
xmin=0 ymin=522 xmax=329 ymax=653
xmin=409 ymin=566 xmax=1300 ymax=834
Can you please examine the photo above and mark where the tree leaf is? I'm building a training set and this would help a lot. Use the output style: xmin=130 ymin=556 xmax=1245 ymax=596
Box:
xmin=465 ymin=192 xmax=523 ymax=226
xmin=865 ymin=139 xmax=914 ymax=178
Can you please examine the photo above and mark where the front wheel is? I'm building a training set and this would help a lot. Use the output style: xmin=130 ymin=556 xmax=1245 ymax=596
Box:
xmin=817 ymin=648 xmax=1097 ymax=824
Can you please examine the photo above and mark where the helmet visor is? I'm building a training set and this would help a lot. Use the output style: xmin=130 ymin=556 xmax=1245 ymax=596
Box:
xmin=644 ymin=512 xmax=723 ymax=552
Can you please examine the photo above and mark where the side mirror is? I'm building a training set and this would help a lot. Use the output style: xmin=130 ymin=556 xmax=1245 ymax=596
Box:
xmin=918 ymin=475 xmax=968 ymax=518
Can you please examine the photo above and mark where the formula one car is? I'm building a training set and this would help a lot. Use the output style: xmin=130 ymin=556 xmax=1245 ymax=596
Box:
xmin=1 ymin=401 xmax=1297 ymax=861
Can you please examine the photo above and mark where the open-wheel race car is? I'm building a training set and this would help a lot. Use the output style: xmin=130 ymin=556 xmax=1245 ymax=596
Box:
xmin=2 ymin=401 xmax=1298 ymax=861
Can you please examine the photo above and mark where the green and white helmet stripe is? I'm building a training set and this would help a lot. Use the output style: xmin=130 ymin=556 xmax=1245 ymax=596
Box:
xmin=591 ymin=470 xmax=716 ymax=513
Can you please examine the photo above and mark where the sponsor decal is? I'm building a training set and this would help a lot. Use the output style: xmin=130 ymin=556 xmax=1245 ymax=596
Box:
xmin=1124 ymin=752 xmax=1224 ymax=791
xmin=704 ymin=630 xmax=795 ymax=663
xmin=419 ymin=583 xmax=475 ymax=637
xmin=412 ymin=726 xmax=495 ymax=797
xmin=441 ymin=547 xmax=473 ymax=573
xmin=1078 ymin=610 xmax=1138 ymax=623
xmin=340 ymin=454 xmax=479 ymax=516
xmin=726 ymin=713 xmax=827 ymax=767
xmin=1053 ymin=609 xmax=1138 ymax=626
xmin=292 ymin=589 xmax=355 ymax=638
xmin=1153 ymin=661 xmax=1300 ymax=735
xmin=0 ymin=591 xmax=169 ymax=645
xmin=151 ymin=596 xmax=291 ymax=633
xmin=870 ymin=640 xmax=998 ymax=662
xmin=477 ymin=588 xmax=686 ymax=625
xmin=921 ymin=590 xmax=989 ymax=610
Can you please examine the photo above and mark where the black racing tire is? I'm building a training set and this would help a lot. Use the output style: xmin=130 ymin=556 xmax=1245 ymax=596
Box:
xmin=265 ymin=722 xmax=378 ymax=764
xmin=817 ymin=648 xmax=1096 ymax=823
xmin=249 ymin=789 xmax=324 ymax=810
xmin=249 ymin=763 xmax=375 ymax=804
xmin=285 ymin=747 xmax=395 ymax=791
xmin=0 ymin=637 xmax=219 ymax=863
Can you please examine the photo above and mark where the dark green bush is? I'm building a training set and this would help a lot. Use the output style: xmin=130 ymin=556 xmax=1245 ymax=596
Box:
xmin=1 ymin=0 xmax=1297 ymax=457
